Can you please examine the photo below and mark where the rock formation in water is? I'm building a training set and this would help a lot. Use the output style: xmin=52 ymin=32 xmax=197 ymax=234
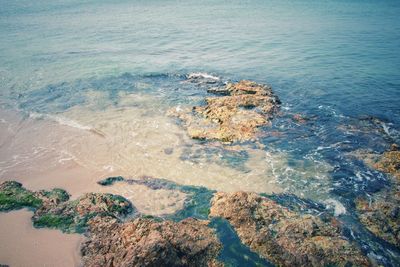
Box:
xmin=168 ymin=80 xmax=280 ymax=142
xmin=0 ymin=181 xmax=43 ymax=211
xmin=354 ymin=144 xmax=400 ymax=248
xmin=210 ymin=191 xmax=371 ymax=267
xmin=33 ymin=192 xmax=134 ymax=233
xmin=1 ymin=179 xmax=378 ymax=266
xmin=0 ymin=180 xmax=223 ymax=266
xmin=81 ymin=215 xmax=222 ymax=267
xmin=0 ymin=181 xmax=133 ymax=233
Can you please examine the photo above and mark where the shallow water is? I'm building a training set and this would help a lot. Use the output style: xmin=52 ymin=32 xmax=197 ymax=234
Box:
xmin=0 ymin=0 xmax=400 ymax=266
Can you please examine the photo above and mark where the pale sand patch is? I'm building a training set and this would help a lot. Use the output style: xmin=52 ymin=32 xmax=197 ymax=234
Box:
xmin=0 ymin=209 xmax=83 ymax=267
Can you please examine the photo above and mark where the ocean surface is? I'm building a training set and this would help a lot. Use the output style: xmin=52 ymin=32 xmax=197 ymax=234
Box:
xmin=0 ymin=0 xmax=400 ymax=266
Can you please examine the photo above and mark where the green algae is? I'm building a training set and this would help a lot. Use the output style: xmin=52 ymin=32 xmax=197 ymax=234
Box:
xmin=0 ymin=181 xmax=42 ymax=211
xmin=0 ymin=180 xmax=134 ymax=234
xmin=33 ymin=214 xmax=75 ymax=230
xmin=39 ymin=188 xmax=70 ymax=203
xmin=97 ymin=176 xmax=124 ymax=186
xmin=32 ymin=193 xmax=134 ymax=233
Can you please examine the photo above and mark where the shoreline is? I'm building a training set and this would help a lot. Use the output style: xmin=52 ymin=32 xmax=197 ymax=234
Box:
xmin=0 ymin=209 xmax=83 ymax=267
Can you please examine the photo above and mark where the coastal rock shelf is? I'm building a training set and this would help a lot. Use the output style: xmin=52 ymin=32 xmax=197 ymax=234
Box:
xmin=353 ymin=144 xmax=400 ymax=248
xmin=210 ymin=192 xmax=371 ymax=267
xmin=0 ymin=178 xmax=376 ymax=267
xmin=82 ymin=216 xmax=222 ymax=267
xmin=0 ymin=181 xmax=133 ymax=233
xmin=168 ymin=80 xmax=280 ymax=143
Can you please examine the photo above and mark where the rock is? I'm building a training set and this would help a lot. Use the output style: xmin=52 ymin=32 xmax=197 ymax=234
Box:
xmin=355 ymin=195 xmax=400 ymax=247
xmin=97 ymin=176 xmax=125 ymax=186
xmin=354 ymin=145 xmax=400 ymax=247
xmin=372 ymin=144 xmax=400 ymax=181
xmin=0 ymin=181 xmax=134 ymax=233
xmin=292 ymin=114 xmax=309 ymax=124
xmin=37 ymin=188 xmax=70 ymax=204
xmin=169 ymin=80 xmax=280 ymax=143
xmin=0 ymin=181 xmax=42 ymax=211
xmin=33 ymin=192 xmax=134 ymax=233
xmin=210 ymin=192 xmax=370 ymax=267
xmin=81 ymin=216 xmax=222 ymax=267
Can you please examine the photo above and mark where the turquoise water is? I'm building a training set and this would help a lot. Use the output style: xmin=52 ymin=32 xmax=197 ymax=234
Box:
xmin=1 ymin=0 xmax=400 ymax=266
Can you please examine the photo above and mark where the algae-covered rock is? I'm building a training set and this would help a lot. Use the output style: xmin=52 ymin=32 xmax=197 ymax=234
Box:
xmin=0 ymin=180 xmax=134 ymax=233
xmin=354 ymin=144 xmax=400 ymax=247
xmin=97 ymin=176 xmax=124 ymax=186
xmin=33 ymin=192 xmax=134 ymax=233
xmin=169 ymin=80 xmax=280 ymax=143
xmin=0 ymin=181 xmax=42 ymax=211
xmin=81 ymin=216 xmax=222 ymax=267
xmin=210 ymin=192 xmax=370 ymax=267
xmin=372 ymin=144 xmax=400 ymax=181
xmin=37 ymin=188 xmax=70 ymax=203
xmin=0 ymin=181 xmax=72 ymax=212
xmin=355 ymin=195 xmax=400 ymax=247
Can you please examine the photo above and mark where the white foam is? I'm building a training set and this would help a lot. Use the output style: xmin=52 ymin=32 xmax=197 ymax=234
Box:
xmin=187 ymin=72 xmax=220 ymax=81
xmin=29 ymin=112 xmax=92 ymax=131
xmin=323 ymin=199 xmax=346 ymax=216
xmin=175 ymin=105 xmax=182 ymax=112
xmin=103 ymin=165 xmax=114 ymax=172
xmin=381 ymin=122 xmax=390 ymax=136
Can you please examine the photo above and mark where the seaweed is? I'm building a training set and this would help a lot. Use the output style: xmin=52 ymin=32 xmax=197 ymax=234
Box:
xmin=39 ymin=188 xmax=70 ymax=203
xmin=210 ymin=217 xmax=273 ymax=267
xmin=97 ymin=176 xmax=124 ymax=186
xmin=0 ymin=180 xmax=135 ymax=234
xmin=0 ymin=181 xmax=42 ymax=211
xmin=33 ymin=214 xmax=75 ymax=231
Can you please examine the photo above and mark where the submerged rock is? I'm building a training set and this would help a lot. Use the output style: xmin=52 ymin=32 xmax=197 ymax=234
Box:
xmin=354 ymin=144 xmax=400 ymax=247
xmin=97 ymin=176 xmax=214 ymax=220
xmin=355 ymin=195 xmax=400 ymax=248
xmin=210 ymin=192 xmax=370 ymax=267
xmin=169 ymin=80 xmax=280 ymax=142
xmin=81 ymin=216 xmax=222 ymax=267
xmin=97 ymin=176 xmax=125 ymax=186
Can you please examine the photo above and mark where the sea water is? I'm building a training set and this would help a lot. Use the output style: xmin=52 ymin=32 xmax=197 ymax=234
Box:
xmin=0 ymin=0 xmax=400 ymax=266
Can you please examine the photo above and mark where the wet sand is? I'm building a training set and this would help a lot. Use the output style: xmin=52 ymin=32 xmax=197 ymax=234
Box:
xmin=0 ymin=209 xmax=83 ymax=267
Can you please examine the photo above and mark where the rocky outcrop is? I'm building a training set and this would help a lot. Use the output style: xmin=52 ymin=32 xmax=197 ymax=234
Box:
xmin=372 ymin=144 xmax=400 ymax=181
xmin=0 ymin=181 xmax=43 ymax=211
xmin=32 ymin=192 xmax=133 ymax=233
xmin=355 ymin=195 xmax=400 ymax=247
xmin=81 ymin=216 xmax=222 ymax=267
xmin=168 ymin=80 xmax=280 ymax=142
xmin=354 ymin=144 xmax=400 ymax=247
xmin=210 ymin=192 xmax=370 ymax=267
xmin=0 ymin=181 xmax=133 ymax=233
xmin=0 ymin=180 xmax=223 ymax=266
